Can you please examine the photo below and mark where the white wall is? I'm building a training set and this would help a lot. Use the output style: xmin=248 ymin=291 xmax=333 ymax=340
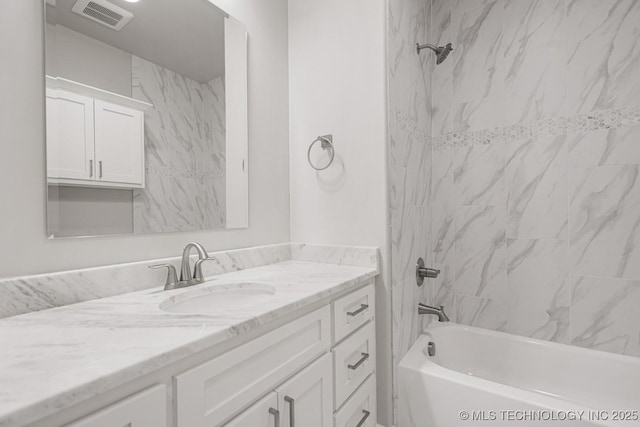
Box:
xmin=288 ymin=0 xmax=390 ymax=424
xmin=0 ymin=0 xmax=290 ymax=279
xmin=46 ymin=24 xmax=133 ymax=97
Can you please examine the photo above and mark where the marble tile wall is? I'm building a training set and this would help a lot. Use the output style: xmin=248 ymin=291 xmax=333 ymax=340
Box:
xmin=131 ymin=56 xmax=226 ymax=233
xmin=430 ymin=0 xmax=640 ymax=359
xmin=387 ymin=0 xmax=433 ymax=424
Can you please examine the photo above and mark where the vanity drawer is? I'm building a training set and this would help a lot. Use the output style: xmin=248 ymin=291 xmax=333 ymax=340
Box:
xmin=66 ymin=385 xmax=166 ymax=427
xmin=332 ymin=321 xmax=375 ymax=408
xmin=334 ymin=375 xmax=376 ymax=427
xmin=175 ymin=306 xmax=331 ymax=426
xmin=333 ymin=284 xmax=375 ymax=344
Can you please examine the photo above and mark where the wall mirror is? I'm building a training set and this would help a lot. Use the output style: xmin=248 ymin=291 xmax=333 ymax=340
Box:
xmin=44 ymin=0 xmax=248 ymax=238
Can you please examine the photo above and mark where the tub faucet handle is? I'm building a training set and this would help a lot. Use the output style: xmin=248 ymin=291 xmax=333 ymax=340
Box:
xmin=416 ymin=257 xmax=440 ymax=286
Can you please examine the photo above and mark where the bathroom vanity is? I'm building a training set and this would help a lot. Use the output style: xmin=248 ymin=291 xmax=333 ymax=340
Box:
xmin=0 ymin=245 xmax=379 ymax=427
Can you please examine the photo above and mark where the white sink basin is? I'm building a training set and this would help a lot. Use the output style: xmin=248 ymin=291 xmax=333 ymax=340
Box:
xmin=160 ymin=282 xmax=276 ymax=315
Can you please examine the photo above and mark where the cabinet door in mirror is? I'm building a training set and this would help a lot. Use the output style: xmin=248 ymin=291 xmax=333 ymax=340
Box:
xmin=44 ymin=0 xmax=248 ymax=238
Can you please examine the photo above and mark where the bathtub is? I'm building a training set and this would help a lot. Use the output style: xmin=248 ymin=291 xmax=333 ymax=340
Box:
xmin=398 ymin=323 xmax=640 ymax=427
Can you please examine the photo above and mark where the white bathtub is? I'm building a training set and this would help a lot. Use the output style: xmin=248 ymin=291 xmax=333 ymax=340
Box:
xmin=398 ymin=323 xmax=640 ymax=427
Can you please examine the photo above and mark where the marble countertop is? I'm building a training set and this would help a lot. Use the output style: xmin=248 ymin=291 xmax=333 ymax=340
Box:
xmin=0 ymin=260 xmax=377 ymax=427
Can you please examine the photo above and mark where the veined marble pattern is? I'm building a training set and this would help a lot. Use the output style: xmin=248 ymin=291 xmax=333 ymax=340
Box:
xmin=504 ymin=43 xmax=567 ymax=126
xmin=570 ymin=165 xmax=640 ymax=280
xmin=388 ymin=0 xmax=432 ymax=424
xmin=506 ymin=133 xmax=568 ymax=239
xmin=431 ymin=0 xmax=453 ymax=136
xmin=391 ymin=273 xmax=431 ymax=426
xmin=431 ymin=264 xmax=454 ymax=317
xmin=503 ymin=0 xmax=566 ymax=125
xmin=502 ymin=0 xmax=564 ymax=50
xmin=451 ymin=3 xmax=505 ymax=132
xmin=571 ymin=276 xmax=640 ymax=357
xmin=453 ymin=95 xmax=505 ymax=133
xmin=506 ymin=238 xmax=570 ymax=343
xmin=569 ymin=123 xmax=640 ymax=168
xmin=566 ymin=0 xmax=640 ymax=114
xmin=432 ymin=0 xmax=640 ymax=138
xmin=422 ymin=0 xmax=640 ymax=366
xmin=0 ymin=260 xmax=378 ymax=427
xmin=0 ymin=243 xmax=379 ymax=319
xmin=454 ymin=205 xmax=506 ymax=298
xmin=454 ymin=141 xmax=505 ymax=206
xmin=454 ymin=294 xmax=506 ymax=330
xmin=452 ymin=1 xmax=504 ymax=106
xmin=432 ymin=148 xmax=455 ymax=265
xmin=132 ymin=56 xmax=226 ymax=233
xmin=391 ymin=204 xmax=431 ymax=291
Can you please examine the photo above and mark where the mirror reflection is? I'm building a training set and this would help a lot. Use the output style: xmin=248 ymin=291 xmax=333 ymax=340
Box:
xmin=44 ymin=0 xmax=248 ymax=238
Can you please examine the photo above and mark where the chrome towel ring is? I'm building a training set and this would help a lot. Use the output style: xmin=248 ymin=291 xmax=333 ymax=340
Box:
xmin=307 ymin=134 xmax=335 ymax=171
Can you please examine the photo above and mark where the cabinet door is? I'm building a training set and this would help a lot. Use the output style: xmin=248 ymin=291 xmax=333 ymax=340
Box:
xmin=94 ymin=100 xmax=144 ymax=186
xmin=224 ymin=392 xmax=279 ymax=427
xmin=66 ymin=385 xmax=166 ymax=427
xmin=175 ymin=307 xmax=330 ymax=426
xmin=47 ymin=89 xmax=95 ymax=181
xmin=276 ymin=354 xmax=333 ymax=427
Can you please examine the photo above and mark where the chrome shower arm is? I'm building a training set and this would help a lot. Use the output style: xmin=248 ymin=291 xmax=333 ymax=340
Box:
xmin=416 ymin=43 xmax=438 ymax=54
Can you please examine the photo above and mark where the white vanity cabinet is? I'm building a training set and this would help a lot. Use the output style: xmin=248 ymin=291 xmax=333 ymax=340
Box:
xmin=275 ymin=354 xmax=333 ymax=427
xmin=175 ymin=306 xmax=332 ymax=425
xmin=223 ymin=393 xmax=278 ymax=427
xmin=44 ymin=283 xmax=376 ymax=427
xmin=46 ymin=77 xmax=150 ymax=189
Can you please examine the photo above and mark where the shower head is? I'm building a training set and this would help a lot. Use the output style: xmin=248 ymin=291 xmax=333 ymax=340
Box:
xmin=416 ymin=42 xmax=453 ymax=64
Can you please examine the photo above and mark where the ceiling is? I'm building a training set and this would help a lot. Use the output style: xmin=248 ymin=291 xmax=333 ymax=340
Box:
xmin=47 ymin=0 xmax=227 ymax=83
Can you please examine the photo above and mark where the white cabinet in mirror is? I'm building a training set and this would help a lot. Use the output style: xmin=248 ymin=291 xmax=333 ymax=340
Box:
xmin=44 ymin=0 xmax=249 ymax=238
xmin=46 ymin=76 xmax=150 ymax=189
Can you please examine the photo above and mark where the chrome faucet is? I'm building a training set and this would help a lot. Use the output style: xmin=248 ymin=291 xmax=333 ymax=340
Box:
xmin=418 ymin=303 xmax=450 ymax=322
xmin=180 ymin=242 xmax=215 ymax=284
xmin=149 ymin=242 xmax=215 ymax=290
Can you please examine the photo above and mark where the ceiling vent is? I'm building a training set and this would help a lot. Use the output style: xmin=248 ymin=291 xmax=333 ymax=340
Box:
xmin=72 ymin=0 xmax=133 ymax=31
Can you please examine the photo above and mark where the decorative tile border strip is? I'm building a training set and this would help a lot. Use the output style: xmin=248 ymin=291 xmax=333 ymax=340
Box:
xmin=432 ymin=104 xmax=640 ymax=150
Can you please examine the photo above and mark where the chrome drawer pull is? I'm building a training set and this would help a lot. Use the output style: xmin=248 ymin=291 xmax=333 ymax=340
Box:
xmin=285 ymin=396 xmax=295 ymax=427
xmin=269 ymin=408 xmax=280 ymax=427
xmin=348 ymin=352 xmax=370 ymax=370
xmin=89 ymin=160 xmax=93 ymax=177
xmin=347 ymin=304 xmax=369 ymax=317
xmin=355 ymin=410 xmax=371 ymax=427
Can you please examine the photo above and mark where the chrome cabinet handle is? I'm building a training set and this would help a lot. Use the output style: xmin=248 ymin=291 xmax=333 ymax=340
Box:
xmin=348 ymin=352 xmax=370 ymax=370
xmin=347 ymin=304 xmax=369 ymax=317
xmin=98 ymin=161 xmax=103 ymax=178
xmin=269 ymin=408 xmax=280 ymax=427
xmin=355 ymin=410 xmax=371 ymax=427
xmin=89 ymin=159 xmax=93 ymax=178
xmin=284 ymin=396 xmax=295 ymax=427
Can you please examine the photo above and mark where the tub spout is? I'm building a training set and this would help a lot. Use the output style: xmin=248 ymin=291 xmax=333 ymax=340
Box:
xmin=418 ymin=303 xmax=450 ymax=322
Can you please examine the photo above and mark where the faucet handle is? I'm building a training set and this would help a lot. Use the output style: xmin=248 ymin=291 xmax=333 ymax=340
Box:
xmin=193 ymin=257 xmax=216 ymax=282
xmin=149 ymin=264 xmax=179 ymax=290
